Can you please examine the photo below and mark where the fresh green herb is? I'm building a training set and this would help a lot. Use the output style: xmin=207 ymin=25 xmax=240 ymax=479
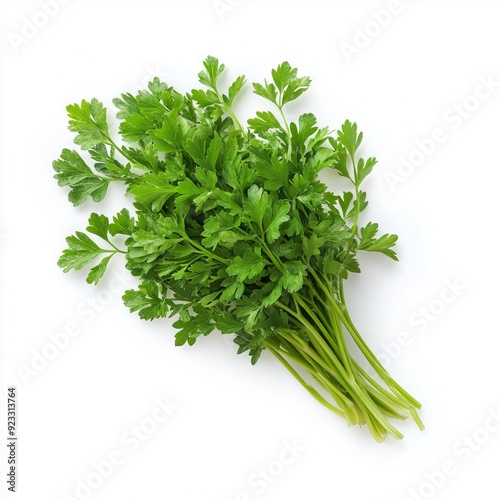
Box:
xmin=54 ymin=57 xmax=423 ymax=441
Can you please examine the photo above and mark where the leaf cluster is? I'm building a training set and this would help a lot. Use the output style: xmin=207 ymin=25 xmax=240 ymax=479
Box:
xmin=54 ymin=56 xmax=397 ymax=363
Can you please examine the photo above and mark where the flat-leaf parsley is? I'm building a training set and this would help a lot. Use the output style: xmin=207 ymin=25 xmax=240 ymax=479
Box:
xmin=54 ymin=57 xmax=423 ymax=441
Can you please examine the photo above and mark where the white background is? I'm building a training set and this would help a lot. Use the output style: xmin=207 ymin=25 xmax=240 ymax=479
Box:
xmin=2 ymin=1 xmax=500 ymax=499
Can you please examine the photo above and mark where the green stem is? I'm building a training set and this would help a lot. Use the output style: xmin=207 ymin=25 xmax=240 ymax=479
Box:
xmin=225 ymin=105 xmax=244 ymax=133
xmin=257 ymin=236 xmax=285 ymax=273
xmin=213 ymin=88 xmax=244 ymax=132
xmin=266 ymin=344 xmax=345 ymax=419
xmin=277 ymin=105 xmax=292 ymax=160
xmin=184 ymin=237 xmax=229 ymax=266
xmin=275 ymin=338 xmax=359 ymax=424
xmin=292 ymin=295 xmax=415 ymax=421
xmin=330 ymin=296 xmax=422 ymax=410
xmin=278 ymin=298 xmax=403 ymax=440
xmin=106 ymin=240 xmax=127 ymax=254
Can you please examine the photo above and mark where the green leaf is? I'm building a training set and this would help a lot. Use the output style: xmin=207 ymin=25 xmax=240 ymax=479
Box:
xmin=202 ymin=211 xmax=244 ymax=249
xmin=248 ymin=111 xmax=283 ymax=134
xmin=109 ymin=208 xmax=135 ymax=236
xmin=220 ymin=281 xmax=245 ymax=302
xmin=359 ymin=222 xmax=398 ymax=260
xmin=227 ymin=250 xmax=268 ymax=282
xmin=366 ymin=234 xmax=398 ymax=261
xmin=243 ymin=185 xmax=269 ymax=229
xmin=328 ymin=139 xmax=351 ymax=181
xmin=346 ymin=191 xmax=368 ymax=219
xmin=337 ymin=120 xmax=363 ymax=161
xmin=214 ymin=312 xmax=244 ymax=334
xmin=175 ymin=177 xmax=205 ymax=209
xmin=357 ymin=157 xmax=377 ymax=185
xmin=323 ymin=257 xmax=343 ymax=276
xmin=206 ymin=135 xmax=222 ymax=170
xmin=173 ymin=308 xmax=215 ymax=346
xmin=86 ymin=255 xmax=112 ymax=285
xmin=305 ymin=128 xmax=331 ymax=155
xmin=250 ymin=345 xmax=263 ymax=365
xmin=86 ymin=213 xmax=110 ymax=241
xmin=225 ymin=75 xmax=246 ymax=106
xmin=262 ymin=283 xmax=283 ymax=307
xmin=253 ymin=62 xmax=310 ymax=108
xmin=69 ymin=178 xmax=109 ymax=205
xmin=252 ymin=81 xmax=278 ymax=105
xmin=235 ymin=303 xmax=262 ymax=332
xmin=337 ymin=191 xmax=354 ymax=218
xmin=290 ymin=113 xmax=317 ymax=152
xmin=53 ymin=149 xmax=110 ymax=206
xmin=173 ymin=323 xmax=193 ymax=346
xmin=67 ymin=98 xmax=110 ymax=150
xmin=279 ymin=261 xmax=306 ymax=293
xmin=265 ymin=200 xmax=290 ymax=243
xmin=149 ymin=113 xmax=185 ymax=153
xmin=58 ymin=232 xmax=104 ymax=272
xmin=255 ymin=156 xmax=289 ymax=191
xmin=359 ymin=222 xmax=379 ymax=248
xmin=130 ymin=173 xmax=176 ymax=211
xmin=123 ymin=280 xmax=169 ymax=320
xmin=113 ymin=92 xmax=140 ymax=120
xmin=198 ymin=291 xmax=222 ymax=307
xmin=281 ymin=75 xmax=311 ymax=106
xmin=302 ymin=233 xmax=325 ymax=262
xmin=53 ymin=149 xmax=93 ymax=185
xmin=184 ymin=132 xmax=210 ymax=168
xmin=198 ymin=55 xmax=225 ymax=89
xmin=271 ymin=62 xmax=297 ymax=92
xmin=191 ymin=89 xmax=220 ymax=107
xmin=344 ymin=254 xmax=361 ymax=274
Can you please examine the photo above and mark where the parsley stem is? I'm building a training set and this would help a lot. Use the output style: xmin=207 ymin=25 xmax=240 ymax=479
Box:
xmin=346 ymin=183 xmax=360 ymax=253
xmin=225 ymin=105 xmax=244 ymax=133
xmin=106 ymin=241 xmax=126 ymax=254
xmin=256 ymin=236 xmax=285 ymax=273
xmin=104 ymin=135 xmax=135 ymax=166
xmin=329 ymin=297 xmax=422 ymax=411
xmin=277 ymin=273 xmax=419 ymax=438
xmin=274 ymin=301 xmax=404 ymax=439
xmin=213 ymin=88 xmax=244 ymax=132
xmin=299 ymin=288 xmax=411 ymax=418
xmin=276 ymin=344 xmax=361 ymax=424
xmin=278 ymin=105 xmax=292 ymax=160
xmin=183 ymin=236 xmax=229 ymax=266
xmin=265 ymin=343 xmax=346 ymax=418
xmin=301 ymin=300 xmax=404 ymax=438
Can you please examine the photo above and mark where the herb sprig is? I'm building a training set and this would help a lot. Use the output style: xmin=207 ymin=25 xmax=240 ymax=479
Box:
xmin=54 ymin=57 xmax=423 ymax=441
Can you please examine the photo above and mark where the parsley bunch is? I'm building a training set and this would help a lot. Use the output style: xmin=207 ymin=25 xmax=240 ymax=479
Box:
xmin=54 ymin=57 xmax=423 ymax=441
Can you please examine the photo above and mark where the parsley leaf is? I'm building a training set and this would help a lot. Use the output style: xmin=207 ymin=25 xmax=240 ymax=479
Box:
xmin=359 ymin=223 xmax=399 ymax=260
xmin=53 ymin=149 xmax=110 ymax=206
xmin=67 ymin=98 xmax=110 ymax=150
